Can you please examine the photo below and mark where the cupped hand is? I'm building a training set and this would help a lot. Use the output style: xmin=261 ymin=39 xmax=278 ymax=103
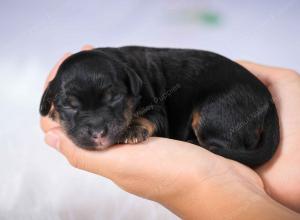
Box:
xmin=40 ymin=46 xmax=300 ymax=218
xmin=237 ymin=60 xmax=300 ymax=212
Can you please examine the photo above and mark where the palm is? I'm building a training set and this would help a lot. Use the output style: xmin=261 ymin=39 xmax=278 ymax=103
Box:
xmin=83 ymin=137 xmax=265 ymax=201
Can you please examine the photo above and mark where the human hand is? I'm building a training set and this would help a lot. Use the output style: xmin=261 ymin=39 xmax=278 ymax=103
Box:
xmin=40 ymin=47 xmax=299 ymax=219
xmin=237 ymin=61 xmax=300 ymax=212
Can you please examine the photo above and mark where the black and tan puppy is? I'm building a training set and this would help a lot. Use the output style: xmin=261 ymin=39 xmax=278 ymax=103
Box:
xmin=40 ymin=46 xmax=279 ymax=167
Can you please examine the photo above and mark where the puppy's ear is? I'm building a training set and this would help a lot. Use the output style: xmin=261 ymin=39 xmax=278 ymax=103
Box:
xmin=124 ymin=66 xmax=142 ymax=96
xmin=39 ymin=80 xmax=58 ymax=116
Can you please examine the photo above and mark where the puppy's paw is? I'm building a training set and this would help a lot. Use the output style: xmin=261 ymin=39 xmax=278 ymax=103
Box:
xmin=122 ymin=126 xmax=150 ymax=144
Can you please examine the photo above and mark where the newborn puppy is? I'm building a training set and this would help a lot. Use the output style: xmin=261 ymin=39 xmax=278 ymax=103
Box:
xmin=40 ymin=46 xmax=279 ymax=167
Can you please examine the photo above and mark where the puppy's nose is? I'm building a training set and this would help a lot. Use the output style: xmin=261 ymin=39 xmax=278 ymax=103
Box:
xmin=89 ymin=127 xmax=107 ymax=140
xmin=91 ymin=131 xmax=104 ymax=139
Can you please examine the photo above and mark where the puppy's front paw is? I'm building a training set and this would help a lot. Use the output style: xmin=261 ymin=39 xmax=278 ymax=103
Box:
xmin=122 ymin=126 xmax=150 ymax=144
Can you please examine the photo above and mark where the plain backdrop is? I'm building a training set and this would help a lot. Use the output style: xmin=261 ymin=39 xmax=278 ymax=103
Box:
xmin=0 ymin=0 xmax=299 ymax=219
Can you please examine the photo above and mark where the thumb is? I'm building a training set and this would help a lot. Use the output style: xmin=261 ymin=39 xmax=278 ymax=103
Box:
xmin=44 ymin=128 xmax=114 ymax=177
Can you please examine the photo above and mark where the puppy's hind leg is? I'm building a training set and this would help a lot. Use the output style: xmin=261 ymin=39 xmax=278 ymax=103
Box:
xmin=191 ymin=110 xmax=211 ymax=149
xmin=190 ymin=108 xmax=227 ymax=153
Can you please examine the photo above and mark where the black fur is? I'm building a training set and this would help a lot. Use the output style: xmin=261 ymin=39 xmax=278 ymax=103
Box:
xmin=40 ymin=46 xmax=279 ymax=167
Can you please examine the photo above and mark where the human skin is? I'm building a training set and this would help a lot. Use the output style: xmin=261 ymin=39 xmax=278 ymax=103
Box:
xmin=237 ymin=60 xmax=300 ymax=212
xmin=40 ymin=45 xmax=300 ymax=219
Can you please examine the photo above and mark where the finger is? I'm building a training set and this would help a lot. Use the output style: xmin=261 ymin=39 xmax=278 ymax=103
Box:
xmin=81 ymin=44 xmax=94 ymax=51
xmin=236 ymin=60 xmax=293 ymax=86
xmin=45 ymin=128 xmax=100 ymax=171
xmin=45 ymin=128 xmax=116 ymax=178
xmin=43 ymin=52 xmax=72 ymax=90
xmin=40 ymin=116 xmax=60 ymax=133
xmin=237 ymin=60 xmax=274 ymax=86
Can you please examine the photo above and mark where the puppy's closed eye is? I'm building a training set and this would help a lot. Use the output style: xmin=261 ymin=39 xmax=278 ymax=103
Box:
xmin=62 ymin=97 xmax=81 ymax=112
xmin=101 ymin=92 xmax=124 ymax=106
xmin=110 ymin=94 xmax=124 ymax=105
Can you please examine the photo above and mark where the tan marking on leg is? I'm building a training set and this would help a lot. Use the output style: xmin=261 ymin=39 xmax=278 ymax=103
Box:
xmin=134 ymin=117 xmax=156 ymax=136
xmin=121 ymin=117 xmax=155 ymax=144
xmin=191 ymin=111 xmax=204 ymax=145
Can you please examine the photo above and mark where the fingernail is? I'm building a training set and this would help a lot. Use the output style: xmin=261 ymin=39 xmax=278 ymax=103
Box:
xmin=45 ymin=132 xmax=60 ymax=151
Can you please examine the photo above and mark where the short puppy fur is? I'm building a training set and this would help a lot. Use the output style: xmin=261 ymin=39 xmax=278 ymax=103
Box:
xmin=40 ymin=46 xmax=280 ymax=167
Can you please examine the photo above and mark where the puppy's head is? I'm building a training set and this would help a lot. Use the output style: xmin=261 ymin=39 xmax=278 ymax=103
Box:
xmin=40 ymin=50 xmax=142 ymax=149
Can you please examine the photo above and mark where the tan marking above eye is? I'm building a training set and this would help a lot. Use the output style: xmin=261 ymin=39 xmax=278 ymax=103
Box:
xmin=256 ymin=128 xmax=263 ymax=136
xmin=67 ymin=96 xmax=80 ymax=108
xmin=104 ymin=93 xmax=112 ymax=101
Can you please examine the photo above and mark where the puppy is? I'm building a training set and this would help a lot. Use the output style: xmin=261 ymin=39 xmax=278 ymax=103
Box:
xmin=40 ymin=46 xmax=279 ymax=167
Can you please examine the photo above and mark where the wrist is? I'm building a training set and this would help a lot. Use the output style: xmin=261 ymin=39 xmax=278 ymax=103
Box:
xmin=158 ymin=167 xmax=262 ymax=219
xmin=157 ymin=162 xmax=299 ymax=219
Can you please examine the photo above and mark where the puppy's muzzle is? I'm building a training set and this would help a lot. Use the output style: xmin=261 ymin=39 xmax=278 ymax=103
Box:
xmin=87 ymin=121 xmax=111 ymax=148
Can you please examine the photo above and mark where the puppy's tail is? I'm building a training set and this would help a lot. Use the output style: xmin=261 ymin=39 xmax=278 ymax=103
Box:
xmin=210 ymin=102 xmax=280 ymax=167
